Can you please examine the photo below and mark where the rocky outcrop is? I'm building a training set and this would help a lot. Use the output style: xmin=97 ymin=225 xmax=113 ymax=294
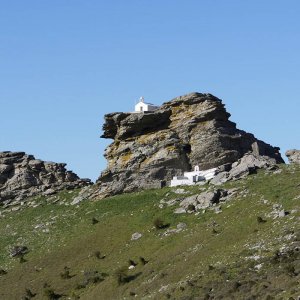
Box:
xmin=210 ymin=153 xmax=280 ymax=185
xmin=0 ymin=151 xmax=91 ymax=203
xmin=286 ymin=149 xmax=300 ymax=164
xmin=96 ymin=92 xmax=284 ymax=198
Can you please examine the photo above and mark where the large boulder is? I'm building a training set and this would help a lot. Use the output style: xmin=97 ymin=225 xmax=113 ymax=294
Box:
xmin=210 ymin=153 xmax=278 ymax=185
xmin=95 ymin=92 xmax=284 ymax=198
xmin=0 ymin=151 xmax=92 ymax=203
xmin=286 ymin=149 xmax=300 ymax=164
xmin=179 ymin=190 xmax=222 ymax=211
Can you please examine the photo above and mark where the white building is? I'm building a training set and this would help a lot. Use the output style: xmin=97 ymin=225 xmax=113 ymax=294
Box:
xmin=134 ymin=97 xmax=159 ymax=113
xmin=170 ymin=166 xmax=217 ymax=187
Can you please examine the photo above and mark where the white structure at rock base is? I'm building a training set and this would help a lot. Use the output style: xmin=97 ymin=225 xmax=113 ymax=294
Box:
xmin=170 ymin=166 xmax=217 ymax=187
xmin=134 ymin=96 xmax=159 ymax=112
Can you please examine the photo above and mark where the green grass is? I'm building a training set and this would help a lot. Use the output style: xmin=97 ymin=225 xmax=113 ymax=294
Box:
xmin=0 ymin=165 xmax=300 ymax=299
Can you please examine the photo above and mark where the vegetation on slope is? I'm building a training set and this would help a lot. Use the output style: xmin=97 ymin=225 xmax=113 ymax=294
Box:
xmin=0 ymin=165 xmax=300 ymax=299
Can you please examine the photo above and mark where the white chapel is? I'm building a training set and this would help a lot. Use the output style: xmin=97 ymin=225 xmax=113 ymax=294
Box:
xmin=134 ymin=97 xmax=159 ymax=113
xmin=170 ymin=166 xmax=218 ymax=187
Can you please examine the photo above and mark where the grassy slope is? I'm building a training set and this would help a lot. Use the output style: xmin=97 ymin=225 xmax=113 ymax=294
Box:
xmin=0 ymin=165 xmax=300 ymax=299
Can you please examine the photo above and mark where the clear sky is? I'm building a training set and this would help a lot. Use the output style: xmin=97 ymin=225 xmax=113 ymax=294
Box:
xmin=1 ymin=1 xmax=300 ymax=181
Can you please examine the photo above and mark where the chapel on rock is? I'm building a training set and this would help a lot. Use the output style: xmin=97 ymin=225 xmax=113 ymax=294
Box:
xmin=134 ymin=97 xmax=159 ymax=113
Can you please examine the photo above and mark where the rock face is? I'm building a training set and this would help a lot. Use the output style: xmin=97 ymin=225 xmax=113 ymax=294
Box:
xmin=96 ymin=93 xmax=284 ymax=198
xmin=286 ymin=149 xmax=300 ymax=164
xmin=0 ymin=151 xmax=91 ymax=202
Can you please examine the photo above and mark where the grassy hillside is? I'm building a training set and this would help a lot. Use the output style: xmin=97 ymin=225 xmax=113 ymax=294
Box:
xmin=0 ymin=165 xmax=300 ymax=299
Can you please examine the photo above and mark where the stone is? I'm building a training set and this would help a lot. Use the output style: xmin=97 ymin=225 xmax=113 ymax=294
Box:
xmin=163 ymin=223 xmax=187 ymax=236
xmin=278 ymin=210 xmax=286 ymax=218
xmin=165 ymin=199 xmax=178 ymax=206
xmin=210 ymin=153 xmax=279 ymax=185
xmin=286 ymin=149 xmax=300 ymax=164
xmin=210 ymin=172 xmax=230 ymax=185
xmin=173 ymin=188 xmax=187 ymax=194
xmin=267 ymin=204 xmax=289 ymax=219
xmin=43 ymin=189 xmax=56 ymax=196
xmin=128 ymin=265 xmax=135 ymax=270
xmin=229 ymin=153 xmax=275 ymax=179
xmin=179 ymin=195 xmax=198 ymax=209
xmin=214 ymin=207 xmax=222 ymax=214
xmin=179 ymin=190 xmax=222 ymax=211
xmin=131 ymin=232 xmax=142 ymax=241
xmin=71 ymin=186 xmax=95 ymax=205
xmin=174 ymin=207 xmax=186 ymax=214
xmin=95 ymin=92 xmax=284 ymax=198
xmin=10 ymin=245 xmax=28 ymax=257
xmin=176 ymin=222 xmax=187 ymax=230
xmin=0 ymin=151 xmax=92 ymax=203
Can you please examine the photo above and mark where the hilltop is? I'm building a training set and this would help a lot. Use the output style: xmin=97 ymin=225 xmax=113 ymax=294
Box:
xmin=96 ymin=92 xmax=283 ymax=199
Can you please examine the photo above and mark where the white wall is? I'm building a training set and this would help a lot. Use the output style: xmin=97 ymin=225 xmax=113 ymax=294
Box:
xmin=135 ymin=102 xmax=148 ymax=112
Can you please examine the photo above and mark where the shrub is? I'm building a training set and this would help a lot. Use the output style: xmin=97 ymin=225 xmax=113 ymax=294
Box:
xmin=94 ymin=250 xmax=105 ymax=259
xmin=69 ymin=291 xmax=80 ymax=300
xmin=0 ymin=269 xmax=7 ymax=276
xmin=257 ymin=216 xmax=267 ymax=223
xmin=153 ymin=218 xmax=169 ymax=230
xmin=187 ymin=204 xmax=196 ymax=211
xmin=285 ymin=264 xmax=297 ymax=276
xmin=24 ymin=288 xmax=36 ymax=299
xmin=139 ymin=257 xmax=149 ymax=265
xmin=60 ymin=266 xmax=72 ymax=279
xmin=74 ymin=283 xmax=86 ymax=290
xmin=128 ymin=259 xmax=137 ymax=266
xmin=92 ymin=217 xmax=99 ymax=225
xmin=83 ymin=270 xmax=104 ymax=285
xmin=43 ymin=282 xmax=50 ymax=288
xmin=212 ymin=228 xmax=218 ymax=234
xmin=115 ymin=266 xmax=129 ymax=285
xmin=44 ymin=288 xmax=61 ymax=300
xmin=20 ymin=255 xmax=27 ymax=263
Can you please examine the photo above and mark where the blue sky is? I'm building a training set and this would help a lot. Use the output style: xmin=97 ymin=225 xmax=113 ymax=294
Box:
xmin=1 ymin=1 xmax=299 ymax=181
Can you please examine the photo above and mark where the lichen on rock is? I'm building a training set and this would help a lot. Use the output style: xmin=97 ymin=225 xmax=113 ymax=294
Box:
xmin=286 ymin=149 xmax=300 ymax=164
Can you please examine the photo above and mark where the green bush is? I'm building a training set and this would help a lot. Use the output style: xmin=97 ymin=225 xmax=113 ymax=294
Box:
xmin=153 ymin=218 xmax=169 ymax=230
xmin=44 ymin=288 xmax=61 ymax=300
xmin=115 ymin=266 xmax=129 ymax=285
xmin=60 ymin=266 xmax=72 ymax=279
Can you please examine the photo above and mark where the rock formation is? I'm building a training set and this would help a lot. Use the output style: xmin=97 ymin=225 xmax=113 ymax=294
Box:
xmin=209 ymin=152 xmax=280 ymax=185
xmin=96 ymin=92 xmax=284 ymax=198
xmin=286 ymin=149 xmax=300 ymax=164
xmin=0 ymin=151 xmax=91 ymax=203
